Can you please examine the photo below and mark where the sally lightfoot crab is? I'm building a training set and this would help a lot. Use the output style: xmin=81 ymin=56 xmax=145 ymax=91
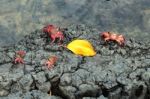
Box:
xmin=45 ymin=56 xmax=58 ymax=69
xmin=101 ymin=32 xmax=125 ymax=46
xmin=43 ymin=24 xmax=64 ymax=44
xmin=14 ymin=50 xmax=26 ymax=64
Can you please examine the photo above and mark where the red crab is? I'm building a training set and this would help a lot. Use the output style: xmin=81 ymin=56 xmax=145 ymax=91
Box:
xmin=101 ymin=32 xmax=125 ymax=46
xmin=14 ymin=50 xmax=26 ymax=64
xmin=45 ymin=56 xmax=58 ymax=69
xmin=43 ymin=24 xmax=64 ymax=44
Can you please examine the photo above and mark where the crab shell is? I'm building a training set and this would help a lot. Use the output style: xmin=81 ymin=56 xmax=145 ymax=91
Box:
xmin=101 ymin=32 xmax=125 ymax=46
xmin=16 ymin=50 xmax=26 ymax=57
xmin=43 ymin=25 xmax=56 ymax=33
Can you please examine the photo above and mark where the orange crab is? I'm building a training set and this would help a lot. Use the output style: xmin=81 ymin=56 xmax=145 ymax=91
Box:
xmin=101 ymin=32 xmax=125 ymax=46
xmin=14 ymin=50 xmax=26 ymax=64
xmin=45 ymin=56 xmax=58 ymax=69
xmin=43 ymin=24 xmax=64 ymax=44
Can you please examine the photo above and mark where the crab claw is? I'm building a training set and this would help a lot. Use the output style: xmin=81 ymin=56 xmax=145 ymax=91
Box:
xmin=13 ymin=50 xmax=26 ymax=64
xmin=101 ymin=32 xmax=125 ymax=46
xmin=45 ymin=61 xmax=54 ymax=69
xmin=44 ymin=56 xmax=58 ymax=70
xmin=14 ymin=57 xmax=24 ymax=64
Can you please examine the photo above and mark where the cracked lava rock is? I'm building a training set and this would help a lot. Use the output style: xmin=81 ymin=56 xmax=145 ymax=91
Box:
xmin=0 ymin=24 xmax=150 ymax=99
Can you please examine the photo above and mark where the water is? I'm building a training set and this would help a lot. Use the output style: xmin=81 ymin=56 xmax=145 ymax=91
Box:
xmin=0 ymin=0 xmax=150 ymax=46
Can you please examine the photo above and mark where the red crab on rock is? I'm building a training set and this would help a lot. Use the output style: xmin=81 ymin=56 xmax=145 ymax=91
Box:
xmin=43 ymin=24 xmax=64 ymax=44
xmin=14 ymin=50 xmax=26 ymax=64
xmin=101 ymin=32 xmax=125 ymax=46
xmin=45 ymin=56 xmax=58 ymax=69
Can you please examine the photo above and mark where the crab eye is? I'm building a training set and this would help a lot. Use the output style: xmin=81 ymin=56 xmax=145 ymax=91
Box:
xmin=67 ymin=39 xmax=96 ymax=56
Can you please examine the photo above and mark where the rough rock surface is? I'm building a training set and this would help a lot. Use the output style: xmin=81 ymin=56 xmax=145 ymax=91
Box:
xmin=0 ymin=25 xmax=150 ymax=99
xmin=0 ymin=0 xmax=150 ymax=46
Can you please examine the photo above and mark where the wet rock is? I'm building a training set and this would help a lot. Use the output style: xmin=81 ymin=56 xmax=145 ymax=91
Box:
xmin=19 ymin=74 xmax=33 ymax=92
xmin=82 ymin=97 xmax=97 ymax=99
xmin=32 ymin=72 xmax=46 ymax=83
xmin=5 ymin=90 xmax=62 ymax=99
xmin=59 ymin=53 xmax=82 ymax=73
xmin=23 ymin=90 xmax=62 ymax=99
xmin=24 ymin=65 xmax=34 ymax=73
xmin=32 ymin=72 xmax=51 ymax=93
xmin=10 ymin=82 xmax=22 ymax=93
xmin=0 ymin=25 xmax=150 ymax=99
xmin=77 ymin=84 xmax=101 ymax=97
xmin=116 ymin=48 xmax=126 ymax=56
xmin=0 ymin=76 xmax=3 ymax=81
xmin=59 ymin=85 xmax=77 ymax=99
xmin=97 ymin=95 xmax=108 ymax=99
xmin=0 ymin=89 xmax=9 ymax=96
xmin=0 ymin=63 xmax=12 ymax=74
xmin=5 ymin=92 xmax=22 ymax=99
xmin=0 ymin=52 xmax=11 ymax=64
xmin=0 ymin=79 xmax=12 ymax=91
xmin=142 ymin=70 xmax=150 ymax=84
xmin=108 ymin=88 xmax=122 ymax=99
xmin=38 ymin=82 xmax=51 ymax=93
xmin=44 ymin=45 xmax=62 ymax=52
xmin=60 ymin=73 xmax=72 ymax=86
xmin=8 ymin=66 xmax=24 ymax=81
xmin=71 ymin=69 xmax=90 ymax=86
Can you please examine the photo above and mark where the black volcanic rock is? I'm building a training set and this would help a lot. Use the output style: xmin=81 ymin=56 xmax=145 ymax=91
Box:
xmin=0 ymin=25 xmax=150 ymax=99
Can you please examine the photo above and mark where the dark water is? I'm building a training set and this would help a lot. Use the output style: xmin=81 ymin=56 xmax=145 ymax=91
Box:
xmin=0 ymin=0 xmax=150 ymax=46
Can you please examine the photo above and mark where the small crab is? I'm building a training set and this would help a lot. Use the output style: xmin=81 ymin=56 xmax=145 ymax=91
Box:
xmin=45 ymin=56 xmax=58 ymax=69
xmin=101 ymin=32 xmax=125 ymax=46
xmin=14 ymin=50 xmax=26 ymax=64
xmin=43 ymin=24 xmax=64 ymax=44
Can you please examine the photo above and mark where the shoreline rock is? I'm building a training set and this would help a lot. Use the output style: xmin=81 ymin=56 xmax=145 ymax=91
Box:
xmin=0 ymin=24 xmax=150 ymax=99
